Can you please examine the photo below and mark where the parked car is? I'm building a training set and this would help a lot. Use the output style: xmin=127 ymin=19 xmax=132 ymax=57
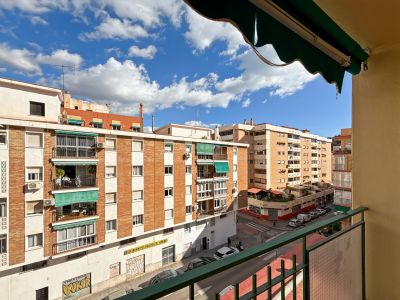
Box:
xmin=149 ymin=269 xmax=179 ymax=286
xmin=102 ymin=288 xmax=141 ymax=300
xmin=309 ymin=210 xmax=320 ymax=219
xmin=315 ymin=208 xmax=327 ymax=215
xmin=214 ymin=246 xmax=240 ymax=260
xmin=296 ymin=213 xmax=311 ymax=222
xmin=323 ymin=206 xmax=332 ymax=213
xmin=185 ymin=257 xmax=217 ymax=272
xmin=288 ymin=218 xmax=303 ymax=228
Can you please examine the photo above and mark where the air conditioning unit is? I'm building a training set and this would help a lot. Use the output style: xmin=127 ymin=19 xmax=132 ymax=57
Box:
xmin=184 ymin=153 xmax=191 ymax=159
xmin=27 ymin=182 xmax=42 ymax=190
xmin=96 ymin=142 xmax=104 ymax=149
xmin=43 ymin=199 xmax=55 ymax=207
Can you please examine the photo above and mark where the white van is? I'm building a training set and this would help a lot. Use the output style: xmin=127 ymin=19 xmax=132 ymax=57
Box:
xmin=297 ymin=213 xmax=311 ymax=222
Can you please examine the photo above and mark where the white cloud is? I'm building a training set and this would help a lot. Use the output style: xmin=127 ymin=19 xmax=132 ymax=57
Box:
xmin=37 ymin=49 xmax=83 ymax=67
xmin=80 ymin=16 xmax=148 ymax=40
xmin=242 ymin=98 xmax=251 ymax=108
xmin=28 ymin=15 xmax=48 ymax=25
xmin=62 ymin=57 xmax=237 ymax=114
xmin=128 ymin=45 xmax=157 ymax=59
xmin=0 ymin=43 xmax=41 ymax=74
xmin=0 ymin=0 xmax=90 ymax=14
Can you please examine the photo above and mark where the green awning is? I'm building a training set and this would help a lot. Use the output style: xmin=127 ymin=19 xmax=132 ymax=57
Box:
xmin=55 ymin=130 xmax=98 ymax=137
xmin=53 ymin=161 xmax=97 ymax=166
xmin=214 ymin=161 xmax=229 ymax=173
xmin=184 ymin=0 xmax=368 ymax=92
xmin=131 ymin=125 xmax=141 ymax=128
xmin=196 ymin=143 xmax=214 ymax=155
xmin=53 ymin=218 xmax=97 ymax=230
xmin=334 ymin=205 xmax=351 ymax=212
xmin=67 ymin=119 xmax=83 ymax=125
xmin=54 ymin=190 xmax=98 ymax=207
xmin=92 ymin=121 xmax=103 ymax=125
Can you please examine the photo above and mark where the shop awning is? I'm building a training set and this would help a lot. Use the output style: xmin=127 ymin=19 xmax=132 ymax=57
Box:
xmin=131 ymin=122 xmax=141 ymax=128
xmin=67 ymin=119 xmax=83 ymax=125
xmin=111 ymin=120 xmax=121 ymax=126
xmin=196 ymin=143 xmax=214 ymax=155
xmin=184 ymin=0 xmax=368 ymax=92
xmin=52 ymin=218 xmax=98 ymax=231
xmin=55 ymin=130 xmax=98 ymax=137
xmin=92 ymin=118 xmax=103 ymax=125
xmin=248 ymin=188 xmax=261 ymax=194
xmin=214 ymin=161 xmax=229 ymax=173
xmin=54 ymin=190 xmax=98 ymax=207
xmin=53 ymin=161 xmax=97 ymax=166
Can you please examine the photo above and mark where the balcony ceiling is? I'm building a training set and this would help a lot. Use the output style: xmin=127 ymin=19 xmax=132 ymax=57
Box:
xmin=315 ymin=0 xmax=400 ymax=51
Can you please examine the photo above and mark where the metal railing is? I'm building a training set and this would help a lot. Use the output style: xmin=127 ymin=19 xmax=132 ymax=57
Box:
xmin=54 ymin=235 xmax=96 ymax=254
xmin=196 ymin=172 xmax=213 ymax=179
xmin=53 ymin=176 xmax=97 ymax=190
xmin=213 ymin=153 xmax=228 ymax=160
xmin=52 ymin=209 xmax=97 ymax=222
xmin=53 ymin=146 xmax=97 ymax=159
xmin=120 ymin=207 xmax=367 ymax=300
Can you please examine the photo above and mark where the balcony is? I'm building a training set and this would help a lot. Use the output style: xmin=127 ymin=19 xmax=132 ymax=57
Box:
xmin=53 ymin=147 xmax=97 ymax=159
xmin=288 ymin=164 xmax=301 ymax=169
xmin=196 ymin=172 xmax=213 ymax=182
xmin=52 ymin=203 xmax=97 ymax=222
xmin=53 ymin=175 xmax=97 ymax=190
xmin=53 ymin=235 xmax=96 ymax=255
xmin=213 ymin=153 xmax=228 ymax=161
xmin=127 ymin=208 xmax=367 ymax=299
xmin=213 ymin=173 xmax=228 ymax=180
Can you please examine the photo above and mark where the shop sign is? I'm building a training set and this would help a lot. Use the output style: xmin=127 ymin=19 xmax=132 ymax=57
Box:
xmin=62 ymin=273 xmax=91 ymax=299
xmin=124 ymin=239 xmax=168 ymax=255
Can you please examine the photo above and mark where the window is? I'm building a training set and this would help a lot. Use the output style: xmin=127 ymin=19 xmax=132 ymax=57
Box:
xmin=164 ymin=209 xmax=173 ymax=220
xmin=0 ymin=235 xmax=6 ymax=253
xmin=106 ymin=220 xmax=117 ymax=231
xmin=27 ymin=233 xmax=43 ymax=248
xmin=132 ymin=166 xmax=143 ymax=176
xmin=164 ymin=143 xmax=173 ymax=152
xmin=132 ymin=215 xmax=144 ymax=226
xmin=233 ymin=164 xmax=238 ymax=172
xmin=233 ymin=181 xmax=238 ymax=188
xmin=26 ymin=200 xmax=43 ymax=215
xmin=106 ymin=193 xmax=116 ymax=204
xmin=164 ymin=166 xmax=173 ymax=175
xmin=163 ymin=228 xmax=174 ymax=234
xmin=164 ymin=188 xmax=173 ymax=197
xmin=132 ymin=140 xmax=143 ymax=152
xmin=185 ymin=166 xmax=191 ymax=174
xmin=106 ymin=166 xmax=116 ymax=178
xmin=184 ymin=223 xmax=191 ymax=233
xmin=56 ymin=224 xmax=95 ymax=253
xmin=111 ymin=125 xmax=121 ymax=130
xmin=186 ymin=206 xmax=192 ymax=215
xmin=105 ymin=138 xmax=116 ymax=150
xmin=26 ymin=167 xmax=43 ymax=181
xmin=30 ymin=101 xmax=45 ymax=116
xmin=233 ymin=147 xmax=238 ymax=155
xmin=0 ymin=199 xmax=6 ymax=217
xmin=132 ymin=190 xmax=143 ymax=201
xmin=0 ymin=128 xmax=6 ymax=145
xmin=186 ymin=185 xmax=192 ymax=195
xmin=185 ymin=144 xmax=192 ymax=153
xmin=214 ymin=198 xmax=226 ymax=208
xmin=26 ymin=132 xmax=43 ymax=148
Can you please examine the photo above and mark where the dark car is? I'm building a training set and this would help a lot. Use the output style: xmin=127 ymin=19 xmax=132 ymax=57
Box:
xmin=149 ymin=269 xmax=179 ymax=286
xmin=185 ymin=257 xmax=217 ymax=272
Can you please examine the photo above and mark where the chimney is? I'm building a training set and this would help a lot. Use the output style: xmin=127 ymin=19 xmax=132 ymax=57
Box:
xmin=243 ymin=119 xmax=247 ymax=125
xmin=250 ymin=118 xmax=254 ymax=126
xmin=139 ymin=103 xmax=144 ymax=132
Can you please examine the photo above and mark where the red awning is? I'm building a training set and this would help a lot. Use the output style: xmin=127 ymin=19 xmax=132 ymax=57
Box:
xmin=248 ymin=188 xmax=261 ymax=194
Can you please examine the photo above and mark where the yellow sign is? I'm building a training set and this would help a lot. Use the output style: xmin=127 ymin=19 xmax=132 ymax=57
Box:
xmin=62 ymin=273 xmax=91 ymax=299
xmin=124 ymin=239 xmax=168 ymax=255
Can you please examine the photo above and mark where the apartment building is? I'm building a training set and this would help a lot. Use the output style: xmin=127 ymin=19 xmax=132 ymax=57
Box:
xmin=332 ymin=128 xmax=352 ymax=212
xmin=217 ymin=121 xmax=332 ymax=190
xmin=0 ymin=78 xmax=248 ymax=300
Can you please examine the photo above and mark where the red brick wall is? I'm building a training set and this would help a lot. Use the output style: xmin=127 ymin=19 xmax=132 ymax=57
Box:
xmin=8 ymin=127 xmax=25 ymax=265
xmin=63 ymin=108 xmax=142 ymax=132
xmin=117 ymin=136 xmax=132 ymax=238
xmin=173 ymin=142 xmax=186 ymax=224
xmin=154 ymin=140 xmax=165 ymax=229
xmin=237 ymin=147 xmax=248 ymax=208
xmin=43 ymin=130 xmax=56 ymax=257
xmin=96 ymin=135 xmax=105 ymax=243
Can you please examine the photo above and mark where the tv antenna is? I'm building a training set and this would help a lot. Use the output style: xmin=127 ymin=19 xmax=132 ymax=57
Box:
xmin=41 ymin=63 xmax=76 ymax=96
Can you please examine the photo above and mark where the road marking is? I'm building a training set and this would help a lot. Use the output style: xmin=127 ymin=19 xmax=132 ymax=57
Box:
xmin=247 ymin=222 xmax=270 ymax=232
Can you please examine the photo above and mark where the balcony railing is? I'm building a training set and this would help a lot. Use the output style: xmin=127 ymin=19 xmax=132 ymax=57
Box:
xmin=53 ymin=146 xmax=97 ymax=159
xmin=196 ymin=172 xmax=213 ymax=180
xmin=213 ymin=153 xmax=228 ymax=160
xmin=125 ymin=207 xmax=367 ymax=300
xmin=53 ymin=176 xmax=97 ymax=190
xmin=54 ymin=235 xmax=96 ymax=255
xmin=52 ymin=209 xmax=97 ymax=222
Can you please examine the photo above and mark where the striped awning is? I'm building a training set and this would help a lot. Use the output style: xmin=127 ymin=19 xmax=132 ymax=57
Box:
xmin=53 ymin=161 xmax=97 ymax=166
xmin=54 ymin=190 xmax=98 ymax=207
xmin=131 ymin=122 xmax=141 ymax=128
xmin=92 ymin=118 xmax=103 ymax=124
xmin=111 ymin=120 xmax=121 ymax=125
xmin=55 ymin=130 xmax=98 ymax=137
xmin=52 ymin=217 xmax=98 ymax=230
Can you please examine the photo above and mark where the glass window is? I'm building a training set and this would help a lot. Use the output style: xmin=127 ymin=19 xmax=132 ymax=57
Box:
xmin=0 ymin=235 xmax=6 ymax=254
xmin=164 ymin=166 xmax=173 ymax=175
xmin=0 ymin=199 xmax=6 ymax=217
xmin=105 ymin=138 xmax=116 ymax=150
xmin=185 ymin=166 xmax=191 ymax=174
xmin=106 ymin=166 xmax=116 ymax=178
xmin=0 ymin=129 xmax=6 ymax=145
xmin=132 ymin=166 xmax=143 ymax=176
xmin=132 ymin=140 xmax=143 ymax=152
xmin=93 ymin=123 xmax=103 ymax=128
xmin=185 ymin=205 xmax=192 ymax=215
xmin=233 ymin=165 xmax=237 ymax=172
xmin=132 ymin=190 xmax=143 ymax=201
xmin=164 ymin=188 xmax=173 ymax=197
xmin=27 ymin=233 xmax=43 ymax=248
xmin=185 ymin=144 xmax=192 ymax=153
xmin=106 ymin=220 xmax=117 ymax=231
xmin=26 ymin=132 xmax=43 ymax=148
xmin=26 ymin=167 xmax=43 ymax=181
xmin=111 ymin=125 xmax=121 ymax=130
xmin=164 ymin=209 xmax=173 ymax=220
xmin=164 ymin=143 xmax=173 ymax=152
xmin=26 ymin=200 xmax=43 ymax=215
xmin=30 ymin=101 xmax=45 ymax=116
xmin=106 ymin=193 xmax=116 ymax=204
xmin=132 ymin=215 xmax=143 ymax=226
xmin=186 ymin=185 xmax=192 ymax=195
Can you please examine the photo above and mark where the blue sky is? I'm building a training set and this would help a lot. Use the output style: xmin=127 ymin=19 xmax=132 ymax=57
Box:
xmin=0 ymin=1 xmax=351 ymax=137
